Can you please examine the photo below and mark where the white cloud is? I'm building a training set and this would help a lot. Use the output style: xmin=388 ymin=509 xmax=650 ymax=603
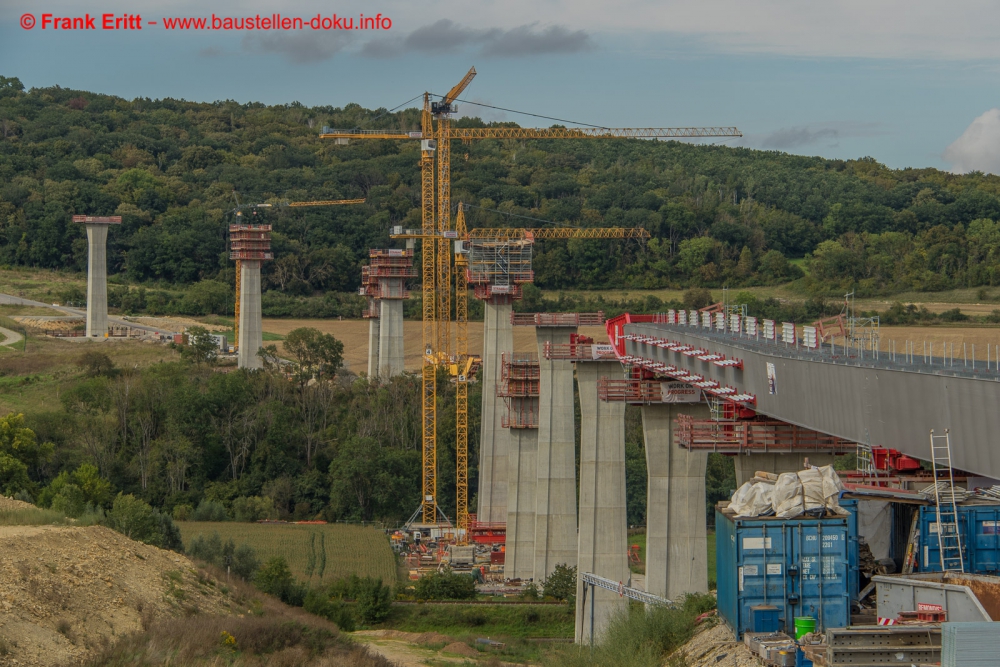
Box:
xmin=944 ymin=109 xmax=1000 ymax=175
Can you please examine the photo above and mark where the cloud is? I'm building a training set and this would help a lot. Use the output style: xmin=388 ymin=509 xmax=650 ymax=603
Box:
xmin=359 ymin=20 xmax=594 ymax=59
xmin=944 ymin=109 xmax=1000 ymax=175
xmin=735 ymin=122 xmax=884 ymax=151
xmin=242 ymin=32 xmax=353 ymax=64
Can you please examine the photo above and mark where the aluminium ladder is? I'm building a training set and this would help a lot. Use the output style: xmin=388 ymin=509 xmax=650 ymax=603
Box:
xmin=929 ymin=429 xmax=965 ymax=573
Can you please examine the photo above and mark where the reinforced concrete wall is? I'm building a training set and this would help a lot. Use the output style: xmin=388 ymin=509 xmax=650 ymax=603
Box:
xmin=237 ymin=260 xmax=263 ymax=369
xmin=477 ymin=300 xmax=512 ymax=523
xmin=367 ymin=317 xmax=380 ymax=378
xmin=505 ymin=428 xmax=538 ymax=581
xmin=84 ymin=224 xmax=109 ymax=337
xmin=575 ymin=361 xmax=628 ymax=644
xmin=377 ymin=299 xmax=404 ymax=378
xmin=533 ymin=326 xmax=579 ymax=581
xmin=641 ymin=403 xmax=710 ymax=601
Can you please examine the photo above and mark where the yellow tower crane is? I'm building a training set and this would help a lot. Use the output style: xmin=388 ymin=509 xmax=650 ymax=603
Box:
xmin=322 ymin=70 xmax=741 ymax=532
xmin=229 ymin=197 xmax=365 ymax=349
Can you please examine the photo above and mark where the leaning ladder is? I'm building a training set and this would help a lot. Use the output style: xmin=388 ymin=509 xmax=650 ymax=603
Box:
xmin=929 ymin=429 xmax=965 ymax=573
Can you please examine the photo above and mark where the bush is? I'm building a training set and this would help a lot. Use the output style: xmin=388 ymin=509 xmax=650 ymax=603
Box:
xmin=186 ymin=532 xmax=260 ymax=581
xmin=255 ymin=556 xmax=306 ymax=606
xmin=413 ymin=567 xmax=476 ymax=601
xmin=232 ymin=543 xmax=261 ymax=581
xmin=355 ymin=578 xmax=392 ymax=624
xmin=172 ymin=504 xmax=193 ymax=521
xmin=38 ymin=464 xmax=112 ymax=510
xmin=303 ymin=589 xmax=356 ymax=631
xmin=543 ymin=564 xmax=577 ymax=604
xmin=50 ymin=483 xmax=86 ymax=518
xmin=231 ymin=496 xmax=276 ymax=522
xmin=104 ymin=493 xmax=181 ymax=550
xmin=192 ymin=499 xmax=229 ymax=521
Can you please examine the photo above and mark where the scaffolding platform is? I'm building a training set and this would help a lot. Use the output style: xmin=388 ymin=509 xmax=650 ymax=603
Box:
xmin=673 ymin=414 xmax=855 ymax=453
xmin=511 ymin=312 xmax=606 ymax=327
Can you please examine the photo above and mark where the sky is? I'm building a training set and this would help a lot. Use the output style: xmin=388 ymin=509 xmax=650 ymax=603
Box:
xmin=1 ymin=0 xmax=999 ymax=172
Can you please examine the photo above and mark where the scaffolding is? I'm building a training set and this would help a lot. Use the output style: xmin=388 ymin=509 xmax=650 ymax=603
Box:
xmin=467 ymin=238 xmax=534 ymax=301
xmin=228 ymin=224 xmax=273 ymax=261
xmin=673 ymin=414 xmax=855 ymax=453
xmin=497 ymin=352 xmax=539 ymax=429
xmin=510 ymin=312 xmax=606 ymax=327
xmin=843 ymin=291 xmax=880 ymax=350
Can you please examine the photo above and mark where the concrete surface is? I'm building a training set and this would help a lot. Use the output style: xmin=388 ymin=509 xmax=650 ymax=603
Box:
xmin=641 ymin=402 xmax=710 ymax=601
xmin=477 ymin=300 xmax=512 ymax=524
xmin=84 ymin=223 xmax=109 ymax=337
xmin=533 ymin=326 xmax=579 ymax=582
xmin=504 ymin=428 xmax=538 ymax=581
xmin=575 ymin=360 xmax=628 ymax=644
xmin=378 ymin=299 xmax=404 ymax=378
xmin=237 ymin=260 xmax=263 ymax=369
xmin=367 ymin=316 xmax=380 ymax=378
xmin=733 ymin=453 xmax=835 ymax=486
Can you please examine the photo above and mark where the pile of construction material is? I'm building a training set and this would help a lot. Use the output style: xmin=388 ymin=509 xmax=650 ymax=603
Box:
xmin=974 ymin=484 xmax=1000 ymax=501
xmin=728 ymin=465 xmax=846 ymax=518
xmin=919 ymin=481 xmax=971 ymax=504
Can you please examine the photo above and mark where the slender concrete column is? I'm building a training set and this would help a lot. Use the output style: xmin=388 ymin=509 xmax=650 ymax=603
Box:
xmin=533 ymin=326 xmax=578 ymax=582
xmin=84 ymin=224 xmax=109 ymax=337
xmin=505 ymin=428 xmax=538 ymax=580
xmin=378 ymin=299 xmax=404 ymax=378
xmin=367 ymin=317 xmax=380 ymax=378
xmin=477 ymin=300 xmax=512 ymax=523
xmin=734 ymin=453 xmax=836 ymax=486
xmin=575 ymin=361 xmax=628 ymax=644
xmin=237 ymin=260 xmax=263 ymax=369
xmin=641 ymin=403 xmax=710 ymax=601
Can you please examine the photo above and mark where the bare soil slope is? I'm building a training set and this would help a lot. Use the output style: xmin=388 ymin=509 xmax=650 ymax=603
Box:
xmin=0 ymin=525 xmax=234 ymax=666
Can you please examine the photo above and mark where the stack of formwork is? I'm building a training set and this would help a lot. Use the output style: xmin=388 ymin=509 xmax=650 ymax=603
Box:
xmin=364 ymin=249 xmax=416 ymax=379
xmin=229 ymin=223 xmax=273 ymax=369
xmin=498 ymin=352 xmax=540 ymax=581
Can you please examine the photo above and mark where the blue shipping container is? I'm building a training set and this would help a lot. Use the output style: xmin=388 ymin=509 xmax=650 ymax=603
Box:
xmin=919 ymin=504 xmax=1000 ymax=575
xmin=716 ymin=507 xmax=852 ymax=639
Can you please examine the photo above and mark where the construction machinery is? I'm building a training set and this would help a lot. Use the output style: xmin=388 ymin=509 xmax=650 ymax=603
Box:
xmin=323 ymin=67 xmax=741 ymax=538
xmin=227 ymin=195 xmax=365 ymax=349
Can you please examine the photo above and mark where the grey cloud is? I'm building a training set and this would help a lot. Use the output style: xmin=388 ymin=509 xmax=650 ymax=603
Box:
xmin=242 ymin=32 xmax=353 ymax=64
xmin=745 ymin=122 xmax=884 ymax=150
xmin=360 ymin=20 xmax=595 ymax=59
xmin=480 ymin=23 xmax=594 ymax=57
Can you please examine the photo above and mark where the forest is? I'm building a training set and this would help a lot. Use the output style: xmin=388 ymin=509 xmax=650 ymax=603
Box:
xmin=3 ymin=74 xmax=1000 ymax=315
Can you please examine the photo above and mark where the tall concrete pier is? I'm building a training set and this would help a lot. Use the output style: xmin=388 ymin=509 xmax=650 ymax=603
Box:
xmin=73 ymin=215 xmax=121 ymax=337
xmin=362 ymin=250 xmax=414 ymax=379
xmin=230 ymin=223 xmax=272 ymax=370
xmin=575 ymin=360 xmax=628 ymax=644
xmin=641 ymin=403 xmax=710 ymax=600
xmin=477 ymin=299 xmax=513 ymax=523
xmin=237 ymin=260 xmax=263 ymax=368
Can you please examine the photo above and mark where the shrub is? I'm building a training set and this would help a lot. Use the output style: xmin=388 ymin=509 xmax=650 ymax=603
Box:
xmin=187 ymin=532 xmax=260 ymax=581
xmin=413 ymin=567 xmax=476 ymax=601
xmin=355 ymin=578 xmax=392 ymax=624
xmin=255 ymin=557 xmax=306 ymax=606
xmin=231 ymin=496 xmax=276 ymax=522
xmin=232 ymin=544 xmax=261 ymax=581
xmin=192 ymin=500 xmax=229 ymax=522
xmin=303 ymin=589 xmax=356 ymax=631
xmin=50 ymin=483 xmax=86 ymax=518
xmin=104 ymin=493 xmax=181 ymax=550
xmin=543 ymin=564 xmax=577 ymax=604
xmin=172 ymin=504 xmax=193 ymax=521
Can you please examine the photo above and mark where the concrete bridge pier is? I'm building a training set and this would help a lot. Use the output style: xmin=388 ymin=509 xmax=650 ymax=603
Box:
xmin=367 ymin=317 xmax=380 ymax=378
xmin=641 ymin=402 xmax=710 ymax=601
xmin=575 ymin=361 xmax=628 ymax=644
xmin=237 ymin=260 xmax=263 ymax=369
xmin=533 ymin=327 xmax=579 ymax=582
xmin=478 ymin=299 xmax=512 ymax=523
xmin=377 ymin=299 xmax=404 ymax=378
xmin=505 ymin=428 xmax=538 ymax=581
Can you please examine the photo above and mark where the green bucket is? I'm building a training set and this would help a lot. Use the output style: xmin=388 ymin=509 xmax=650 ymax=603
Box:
xmin=794 ymin=616 xmax=817 ymax=639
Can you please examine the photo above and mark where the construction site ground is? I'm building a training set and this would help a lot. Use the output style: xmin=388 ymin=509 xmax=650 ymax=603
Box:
xmin=355 ymin=629 xmax=524 ymax=666
xmin=668 ymin=621 xmax=756 ymax=667
xmin=0 ymin=519 xmax=237 ymax=666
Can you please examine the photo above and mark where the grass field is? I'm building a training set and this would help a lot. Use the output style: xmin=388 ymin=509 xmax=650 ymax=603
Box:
xmin=379 ymin=603 xmax=574 ymax=639
xmin=176 ymin=522 xmax=398 ymax=585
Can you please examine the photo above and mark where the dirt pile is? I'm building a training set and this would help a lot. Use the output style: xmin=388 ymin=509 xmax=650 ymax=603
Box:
xmin=0 ymin=525 xmax=236 ymax=666
xmin=668 ymin=622 xmax=757 ymax=667
xmin=11 ymin=317 xmax=81 ymax=332
xmin=0 ymin=497 xmax=36 ymax=511
xmin=130 ymin=316 xmax=229 ymax=333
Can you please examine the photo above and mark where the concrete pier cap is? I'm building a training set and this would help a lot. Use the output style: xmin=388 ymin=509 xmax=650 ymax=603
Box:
xmin=73 ymin=215 xmax=121 ymax=338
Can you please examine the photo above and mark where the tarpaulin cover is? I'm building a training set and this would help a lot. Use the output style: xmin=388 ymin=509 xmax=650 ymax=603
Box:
xmin=730 ymin=465 xmax=845 ymax=518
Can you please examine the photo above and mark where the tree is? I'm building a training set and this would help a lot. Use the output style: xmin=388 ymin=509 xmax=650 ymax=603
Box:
xmin=542 ymin=564 xmax=577 ymax=604
xmin=76 ymin=351 xmax=115 ymax=376
xmin=181 ymin=326 xmax=219 ymax=365
xmin=355 ymin=578 xmax=392 ymax=623
xmin=0 ymin=413 xmax=54 ymax=478
xmin=255 ymin=556 xmax=305 ymax=605
xmin=284 ymin=327 xmax=344 ymax=380
xmin=106 ymin=493 xmax=160 ymax=545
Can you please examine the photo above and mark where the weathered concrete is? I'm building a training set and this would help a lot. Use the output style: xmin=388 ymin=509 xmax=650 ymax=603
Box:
xmin=367 ymin=316 xmax=380 ymax=379
xmin=477 ymin=300 xmax=512 ymax=524
xmin=237 ymin=260 xmax=262 ymax=369
xmin=575 ymin=361 xmax=628 ymax=644
xmin=733 ymin=453 xmax=835 ymax=486
xmin=84 ymin=223 xmax=109 ymax=337
xmin=533 ymin=326 xmax=579 ymax=582
xmin=641 ymin=402 xmax=710 ymax=601
xmin=378 ymin=299 xmax=404 ymax=378
xmin=505 ymin=428 xmax=538 ymax=581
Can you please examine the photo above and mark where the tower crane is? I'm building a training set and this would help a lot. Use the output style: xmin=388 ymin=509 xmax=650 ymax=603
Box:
xmin=322 ymin=69 xmax=741 ymax=533
xmin=228 ymin=196 xmax=365 ymax=349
